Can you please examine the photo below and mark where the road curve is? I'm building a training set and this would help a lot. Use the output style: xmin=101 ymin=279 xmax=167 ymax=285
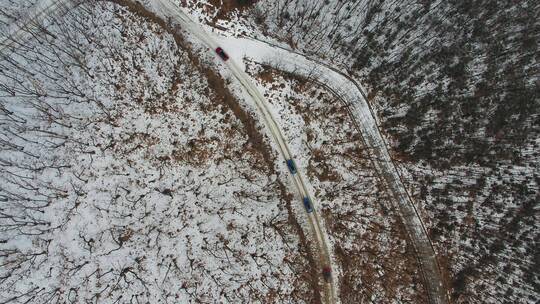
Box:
xmin=224 ymin=37 xmax=450 ymax=304
xmin=0 ymin=0 xmax=448 ymax=302
xmin=152 ymin=1 xmax=338 ymax=303
xmin=285 ymin=58 xmax=449 ymax=304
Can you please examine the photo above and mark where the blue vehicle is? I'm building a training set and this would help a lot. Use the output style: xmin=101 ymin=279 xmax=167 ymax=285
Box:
xmin=286 ymin=159 xmax=297 ymax=174
xmin=303 ymin=196 xmax=314 ymax=213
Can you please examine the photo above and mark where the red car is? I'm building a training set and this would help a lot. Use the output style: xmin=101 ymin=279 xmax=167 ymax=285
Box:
xmin=215 ymin=47 xmax=229 ymax=61
xmin=322 ymin=266 xmax=332 ymax=282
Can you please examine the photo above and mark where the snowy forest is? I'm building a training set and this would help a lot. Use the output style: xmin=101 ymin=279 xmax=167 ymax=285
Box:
xmin=0 ymin=1 xmax=313 ymax=302
xmin=241 ymin=0 xmax=539 ymax=303
xmin=1 ymin=0 xmax=538 ymax=303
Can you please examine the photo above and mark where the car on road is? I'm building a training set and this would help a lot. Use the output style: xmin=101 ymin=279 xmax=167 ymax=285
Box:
xmin=215 ymin=47 xmax=229 ymax=61
xmin=303 ymin=196 xmax=314 ymax=213
xmin=322 ymin=266 xmax=332 ymax=282
xmin=286 ymin=159 xmax=297 ymax=174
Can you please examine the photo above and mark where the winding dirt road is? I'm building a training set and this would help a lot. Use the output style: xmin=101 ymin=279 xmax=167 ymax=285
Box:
xmin=1 ymin=0 xmax=450 ymax=303
xmin=221 ymin=37 xmax=450 ymax=304
xmin=151 ymin=1 xmax=338 ymax=303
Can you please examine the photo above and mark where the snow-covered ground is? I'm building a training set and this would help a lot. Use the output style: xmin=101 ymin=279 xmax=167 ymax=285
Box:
xmin=143 ymin=1 xmax=342 ymax=302
xmin=0 ymin=0 xmax=447 ymax=302
xmin=195 ymin=1 xmax=540 ymax=303
xmin=3 ymin=0 xmax=537 ymax=303
xmin=0 ymin=2 xmax=311 ymax=302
